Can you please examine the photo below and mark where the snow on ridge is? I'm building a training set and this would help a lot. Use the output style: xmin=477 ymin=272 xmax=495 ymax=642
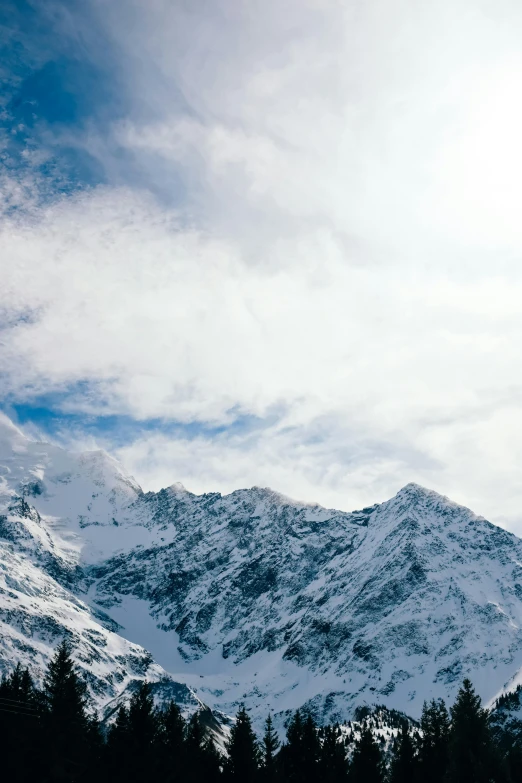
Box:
xmin=3 ymin=416 xmax=522 ymax=731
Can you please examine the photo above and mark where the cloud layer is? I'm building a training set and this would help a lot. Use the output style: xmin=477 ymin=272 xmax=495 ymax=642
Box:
xmin=3 ymin=0 xmax=522 ymax=525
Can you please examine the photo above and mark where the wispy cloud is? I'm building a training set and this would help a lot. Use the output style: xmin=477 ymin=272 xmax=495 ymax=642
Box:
xmin=3 ymin=0 xmax=522 ymax=525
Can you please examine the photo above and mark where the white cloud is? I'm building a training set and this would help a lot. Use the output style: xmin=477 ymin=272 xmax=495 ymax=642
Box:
xmin=4 ymin=0 xmax=522 ymax=526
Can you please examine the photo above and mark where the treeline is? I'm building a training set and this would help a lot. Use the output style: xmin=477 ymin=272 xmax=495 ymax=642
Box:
xmin=1 ymin=641 xmax=521 ymax=782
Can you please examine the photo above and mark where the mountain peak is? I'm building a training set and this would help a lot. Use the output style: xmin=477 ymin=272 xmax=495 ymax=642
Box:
xmin=396 ymin=481 xmax=441 ymax=498
xmin=2 ymin=417 xmax=521 ymax=731
xmin=392 ymin=482 xmax=458 ymax=509
xmin=399 ymin=481 xmax=429 ymax=492
xmin=168 ymin=481 xmax=189 ymax=494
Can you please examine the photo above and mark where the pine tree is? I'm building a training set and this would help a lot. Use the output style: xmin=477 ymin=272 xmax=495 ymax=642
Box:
xmin=302 ymin=713 xmax=321 ymax=776
xmin=106 ymin=704 xmax=131 ymax=783
xmin=41 ymin=639 xmax=91 ymax=780
xmin=126 ymin=681 xmax=159 ymax=782
xmin=201 ymin=733 xmax=223 ymax=783
xmin=224 ymin=704 xmax=260 ymax=782
xmin=185 ymin=712 xmax=221 ymax=783
xmin=447 ymin=679 xmax=499 ymax=783
xmin=418 ymin=698 xmax=450 ymax=783
xmin=280 ymin=710 xmax=320 ymax=783
xmin=262 ymin=714 xmax=281 ymax=782
xmin=0 ymin=663 xmax=42 ymax=783
xmin=286 ymin=709 xmax=303 ymax=751
xmin=42 ymin=640 xmax=89 ymax=719
xmin=157 ymin=700 xmax=187 ymax=782
xmin=389 ymin=722 xmax=417 ymax=783
xmin=278 ymin=711 xmax=300 ymax=782
xmin=320 ymin=723 xmax=348 ymax=783
xmin=85 ymin=713 xmax=106 ymax=783
xmin=186 ymin=710 xmax=206 ymax=756
xmin=504 ymin=741 xmax=522 ymax=783
xmin=348 ymin=725 xmax=385 ymax=783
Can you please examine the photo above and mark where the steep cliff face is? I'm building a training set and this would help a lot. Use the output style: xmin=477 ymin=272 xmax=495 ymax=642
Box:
xmin=2 ymin=413 xmax=522 ymax=728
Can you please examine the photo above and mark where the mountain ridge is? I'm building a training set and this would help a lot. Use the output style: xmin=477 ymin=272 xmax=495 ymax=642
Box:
xmin=1 ymin=413 xmax=522 ymax=731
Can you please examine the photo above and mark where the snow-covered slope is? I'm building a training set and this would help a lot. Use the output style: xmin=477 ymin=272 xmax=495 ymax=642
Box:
xmin=0 ymin=416 xmax=212 ymax=722
xmin=3 ymin=414 xmax=522 ymax=729
xmin=88 ymin=481 xmax=522 ymax=726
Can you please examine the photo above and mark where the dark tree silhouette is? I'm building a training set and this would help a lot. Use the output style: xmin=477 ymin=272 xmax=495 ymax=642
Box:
xmin=349 ymin=725 xmax=385 ymax=783
xmin=0 ymin=663 xmax=42 ymax=782
xmin=157 ymin=700 xmax=187 ymax=782
xmin=185 ymin=712 xmax=221 ymax=783
xmin=447 ymin=679 xmax=499 ymax=783
xmin=262 ymin=713 xmax=281 ymax=782
xmin=418 ymin=698 xmax=450 ymax=783
xmin=106 ymin=704 xmax=131 ymax=783
xmin=319 ymin=723 xmax=348 ymax=782
xmin=279 ymin=710 xmax=320 ymax=783
xmin=41 ymin=639 xmax=91 ymax=781
xmin=224 ymin=704 xmax=260 ymax=782
xmin=389 ymin=722 xmax=418 ymax=783
xmin=0 ymin=642 xmax=518 ymax=783
xmin=126 ymin=681 xmax=159 ymax=782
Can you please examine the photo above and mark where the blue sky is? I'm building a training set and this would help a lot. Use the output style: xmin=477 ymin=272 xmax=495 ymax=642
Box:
xmin=0 ymin=0 xmax=209 ymax=442
xmin=2 ymin=2 xmax=113 ymax=190
xmin=0 ymin=0 xmax=192 ymax=202
xmin=3 ymin=0 xmax=522 ymax=526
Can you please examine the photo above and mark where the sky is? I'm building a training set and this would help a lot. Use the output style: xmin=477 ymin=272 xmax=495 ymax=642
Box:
xmin=3 ymin=0 xmax=522 ymax=529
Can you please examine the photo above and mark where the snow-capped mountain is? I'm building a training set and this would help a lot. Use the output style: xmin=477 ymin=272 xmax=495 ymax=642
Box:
xmin=2 ymin=413 xmax=522 ymax=729
xmin=0 ymin=415 xmax=212 ymax=723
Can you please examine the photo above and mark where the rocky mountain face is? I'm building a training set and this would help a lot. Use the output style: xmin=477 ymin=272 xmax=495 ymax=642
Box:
xmin=0 ymin=415 xmax=210 ymax=724
xmin=2 ymin=413 xmax=522 ymax=729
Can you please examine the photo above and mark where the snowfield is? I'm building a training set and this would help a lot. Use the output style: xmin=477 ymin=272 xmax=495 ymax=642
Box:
xmin=2 ymin=412 xmax=522 ymax=730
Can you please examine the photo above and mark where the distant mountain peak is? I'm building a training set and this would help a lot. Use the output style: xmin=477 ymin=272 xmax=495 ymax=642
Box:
xmin=167 ymin=481 xmax=190 ymax=494
xmin=388 ymin=482 xmax=477 ymax=518
xmin=397 ymin=481 xmax=431 ymax=494
xmin=1 ymin=416 xmax=522 ymax=732
xmin=394 ymin=481 xmax=447 ymax=501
